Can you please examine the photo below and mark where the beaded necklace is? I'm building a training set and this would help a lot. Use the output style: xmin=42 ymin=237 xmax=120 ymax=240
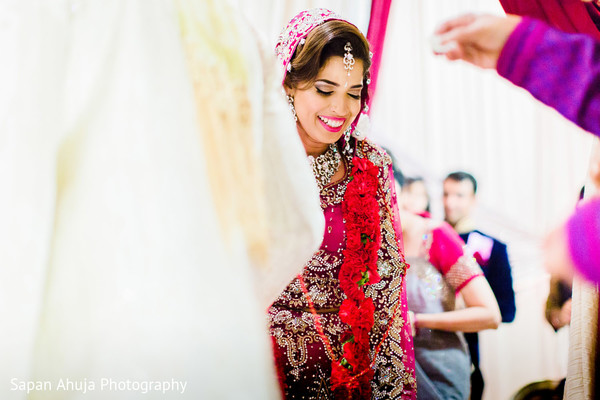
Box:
xmin=307 ymin=143 xmax=341 ymax=191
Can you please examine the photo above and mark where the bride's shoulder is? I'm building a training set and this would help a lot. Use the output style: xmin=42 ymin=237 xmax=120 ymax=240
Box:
xmin=359 ymin=138 xmax=392 ymax=169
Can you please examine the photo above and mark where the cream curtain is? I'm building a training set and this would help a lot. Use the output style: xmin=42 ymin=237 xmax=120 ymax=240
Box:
xmin=1 ymin=0 xmax=323 ymax=399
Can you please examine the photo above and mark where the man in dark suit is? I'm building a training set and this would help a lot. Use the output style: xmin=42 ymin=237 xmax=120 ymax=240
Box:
xmin=443 ymin=171 xmax=516 ymax=400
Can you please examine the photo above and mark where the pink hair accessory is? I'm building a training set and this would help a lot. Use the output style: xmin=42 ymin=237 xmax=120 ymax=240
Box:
xmin=275 ymin=8 xmax=344 ymax=76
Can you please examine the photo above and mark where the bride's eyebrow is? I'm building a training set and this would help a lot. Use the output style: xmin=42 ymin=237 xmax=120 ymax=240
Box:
xmin=316 ymin=79 xmax=363 ymax=89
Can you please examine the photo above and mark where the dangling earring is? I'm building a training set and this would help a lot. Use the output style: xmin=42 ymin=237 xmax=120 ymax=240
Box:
xmin=287 ymin=95 xmax=298 ymax=122
xmin=343 ymin=128 xmax=352 ymax=155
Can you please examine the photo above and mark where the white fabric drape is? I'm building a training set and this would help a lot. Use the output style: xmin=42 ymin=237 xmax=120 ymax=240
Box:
xmin=1 ymin=0 xmax=323 ymax=399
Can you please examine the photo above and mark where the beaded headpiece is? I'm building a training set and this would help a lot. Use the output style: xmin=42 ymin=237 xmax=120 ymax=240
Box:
xmin=275 ymin=8 xmax=345 ymax=76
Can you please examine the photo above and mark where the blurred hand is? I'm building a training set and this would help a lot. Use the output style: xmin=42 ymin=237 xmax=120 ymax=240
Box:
xmin=559 ymin=298 xmax=572 ymax=326
xmin=588 ymin=140 xmax=600 ymax=192
xmin=434 ymin=14 xmax=522 ymax=69
xmin=408 ymin=311 xmax=417 ymax=336
xmin=543 ymin=223 xmax=575 ymax=284
xmin=549 ymin=298 xmax=572 ymax=330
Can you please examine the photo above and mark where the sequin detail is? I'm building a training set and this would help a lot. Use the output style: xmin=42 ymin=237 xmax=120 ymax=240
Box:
xmin=445 ymin=254 xmax=484 ymax=292
xmin=268 ymin=139 xmax=416 ymax=399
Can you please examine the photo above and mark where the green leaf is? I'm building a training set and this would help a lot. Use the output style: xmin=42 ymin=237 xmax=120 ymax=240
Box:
xmin=357 ymin=270 xmax=370 ymax=287
xmin=340 ymin=358 xmax=353 ymax=370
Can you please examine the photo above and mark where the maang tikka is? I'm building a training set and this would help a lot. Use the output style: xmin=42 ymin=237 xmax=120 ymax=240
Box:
xmin=342 ymin=43 xmax=355 ymax=155
xmin=343 ymin=42 xmax=355 ymax=76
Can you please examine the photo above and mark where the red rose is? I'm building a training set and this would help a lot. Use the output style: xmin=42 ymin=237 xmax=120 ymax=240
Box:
xmin=339 ymin=272 xmax=365 ymax=302
xmin=354 ymin=180 xmax=372 ymax=196
xmin=365 ymin=164 xmax=379 ymax=180
xmin=365 ymin=266 xmax=381 ymax=285
xmin=341 ymin=341 xmax=361 ymax=370
xmin=340 ymin=253 xmax=364 ymax=279
xmin=346 ymin=228 xmax=363 ymax=249
xmin=331 ymin=361 xmax=354 ymax=392
xmin=352 ymin=157 xmax=370 ymax=173
xmin=340 ymin=330 xmax=354 ymax=345
xmin=351 ymin=298 xmax=375 ymax=334
xmin=345 ymin=191 xmax=359 ymax=205
xmin=362 ymin=236 xmax=379 ymax=254
xmin=339 ymin=298 xmax=357 ymax=325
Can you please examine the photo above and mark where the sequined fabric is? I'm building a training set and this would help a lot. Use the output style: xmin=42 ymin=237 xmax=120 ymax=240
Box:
xmin=268 ymin=140 xmax=417 ymax=399
xmin=445 ymin=255 xmax=484 ymax=293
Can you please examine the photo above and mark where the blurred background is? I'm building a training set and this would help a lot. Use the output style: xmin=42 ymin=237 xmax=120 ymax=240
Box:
xmin=233 ymin=0 xmax=595 ymax=399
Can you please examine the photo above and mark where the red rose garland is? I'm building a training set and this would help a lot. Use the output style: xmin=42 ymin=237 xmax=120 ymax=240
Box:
xmin=330 ymin=155 xmax=381 ymax=400
xmin=296 ymin=153 xmax=403 ymax=399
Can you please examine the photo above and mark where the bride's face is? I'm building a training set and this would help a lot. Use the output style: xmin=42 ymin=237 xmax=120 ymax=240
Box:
xmin=288 ymin=56 xmax=364 ymax=155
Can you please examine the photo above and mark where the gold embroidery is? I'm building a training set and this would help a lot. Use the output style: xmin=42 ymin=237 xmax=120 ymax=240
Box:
xmin=268 ymin=141 xmax=416 ymax=398
xmin=366 ymin=139 xmax=416 ymax=397
xmin=269 ymin=308 xmax=346 ymax=380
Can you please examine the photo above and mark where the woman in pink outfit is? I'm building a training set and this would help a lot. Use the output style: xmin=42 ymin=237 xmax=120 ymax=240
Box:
xmin=268 ymin=8 xmax=417 ymax=400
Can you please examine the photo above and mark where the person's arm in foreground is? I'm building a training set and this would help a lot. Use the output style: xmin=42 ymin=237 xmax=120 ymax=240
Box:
xmin=435 ymin=14 xmax=600 ymax=137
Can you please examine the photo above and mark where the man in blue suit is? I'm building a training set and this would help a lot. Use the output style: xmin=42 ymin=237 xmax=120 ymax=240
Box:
xmin=443 ymin=171 xmax=516 ymax=400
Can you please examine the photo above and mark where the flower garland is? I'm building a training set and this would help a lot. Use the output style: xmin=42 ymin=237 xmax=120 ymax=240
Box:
xmin=332 ymin=155 xmax=382 ymax=400
xmin=297 ymin=151 xmax=403 ymax=399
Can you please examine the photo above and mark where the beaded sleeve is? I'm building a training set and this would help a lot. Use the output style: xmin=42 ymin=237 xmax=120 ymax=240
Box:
xmin=428 ymin=222 xmax=484 ymax=293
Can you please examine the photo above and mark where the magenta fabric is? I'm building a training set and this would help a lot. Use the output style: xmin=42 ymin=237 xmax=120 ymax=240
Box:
xmin=567 ymin=197 xmax=600 ymax=284
xmin=499 ymin=0 xmax=600 ymax=40
xmin=429 ymin=222 xmax=466 ymax=276
xmin=366 ymin=0 xmax=393 ymax=111
xmin=497 ymin=17 xmax=600 ymax=137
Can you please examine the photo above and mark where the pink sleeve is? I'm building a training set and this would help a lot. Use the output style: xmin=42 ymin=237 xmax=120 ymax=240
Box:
xmin=429 ymin=222 xmax=484 ymax=293
xmin=567 ymin=197 xmax=600 ymax=284
xmin=428 ymin=222 xmax=465 ymax=275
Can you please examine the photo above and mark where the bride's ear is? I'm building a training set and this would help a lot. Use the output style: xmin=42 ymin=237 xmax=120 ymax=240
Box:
xmin=284 ymin=85 xmax=295 ymax=98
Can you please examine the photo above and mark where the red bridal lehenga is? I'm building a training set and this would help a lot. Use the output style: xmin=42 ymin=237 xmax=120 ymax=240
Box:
xmin=268 ymin=139 xmax=417 ymax=400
